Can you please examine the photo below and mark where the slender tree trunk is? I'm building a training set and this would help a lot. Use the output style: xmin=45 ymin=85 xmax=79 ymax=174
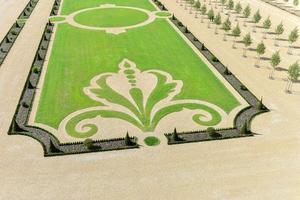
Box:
xmin=253 ymin=24 xmax=256 ymax=32
xmin=232 ymin=38 xmax=236 ymax=48
xmin=263 ymin=31 xmax=267 ymax=39
xmin=189 ymin=5 xmax=193 ymax=14
xmin=243 ymin=48 xmax=247 ymax=57
xmin=286 ymin=80 xmax=292 ymax=93
xmin=269 ymin=68 xmax=274 ymax=79
xmin=285 ymin=80 xmax=290 ymax=92
xmin=215 ymin=26 xmax=218 ymax=34
xmin=255 ymin=55 xmax=260 ymax=67
xmin=201 ymin=15 xmax=204 ymax=23
xmin=195 ymin=11 xmax=198 ymax=18
xmin=274 ymin=35 xmax=278 ymax=46
xmin=185 ymin=1 xmax=188 ymax=10
xmin=288 ymin=44 xmax=293 ymax=55
xmin=244 ymin=18 xmax=247 ymax=27
xmin=223 ymin=33 xmax=227 ymax=41
xmin=208 ymin=21 xmax=211 ymax=28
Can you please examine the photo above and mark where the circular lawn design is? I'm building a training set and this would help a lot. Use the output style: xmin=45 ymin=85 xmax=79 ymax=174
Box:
xmin=144 ymin=136 xmax=160 ymax=146
xmin=74 ymin=8 xmax=149 ymax=28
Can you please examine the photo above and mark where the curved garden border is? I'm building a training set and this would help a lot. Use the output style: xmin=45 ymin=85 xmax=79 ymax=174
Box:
xmin=0 ymin=0 xmax=39 ymax=66
xmin=66 ymin=4 xmax=156 ymax=34
xmin=151 ymin=0 xmax=269 ymax=144
xmin=8 ymin=0 xmax=269 ymax=156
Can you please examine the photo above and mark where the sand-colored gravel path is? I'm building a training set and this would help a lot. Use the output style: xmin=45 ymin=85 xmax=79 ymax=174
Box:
xmin=0 ymin=0 xmax=300 ymax=199
xmin=0 ymin=0 xmax=30 ymax=41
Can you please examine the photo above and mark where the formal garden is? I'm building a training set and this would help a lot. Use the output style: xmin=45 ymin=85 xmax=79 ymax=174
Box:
xmin=9 ymin=0 xmax=269 ymax=156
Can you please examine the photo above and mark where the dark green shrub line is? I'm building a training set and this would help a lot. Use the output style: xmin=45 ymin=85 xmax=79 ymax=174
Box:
xmin=18 ymin=0 xmax=39 ymax=19
xmin=8 ymin=21 xmax=140 ymax=156
xmin=50 ymin=0 xmax=62 ymax=16
xmin=0 ymin=0 xmax=40 ymax=66
xmin=152 ymin=0 xmax=269 ymax=145
xmin=0 ymin=21 xmax=25 ymax=66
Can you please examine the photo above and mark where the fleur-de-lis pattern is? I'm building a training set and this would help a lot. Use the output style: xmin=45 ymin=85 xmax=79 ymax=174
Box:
xmin=59 ymin=59 xmax=225 ymax=138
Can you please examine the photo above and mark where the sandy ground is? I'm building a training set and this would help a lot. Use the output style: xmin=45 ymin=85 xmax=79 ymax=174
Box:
xmin=0 ymin=0 xmax=300 ymax=199
xmin=0 ymin=0 xmax=30 ymax=40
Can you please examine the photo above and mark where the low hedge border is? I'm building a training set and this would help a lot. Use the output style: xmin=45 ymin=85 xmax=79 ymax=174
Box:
xmin=18 ymin=0 xmax=39 ymax=19
xmin=8 ymin=20 xmax=139 ymax=157
xmin=152 ymin=0 xmax=269 ymax=145
xmin=0 ymin=0 xmax=39 ymax=66
xmin=50 ymin=0 xmax=62 ymax=16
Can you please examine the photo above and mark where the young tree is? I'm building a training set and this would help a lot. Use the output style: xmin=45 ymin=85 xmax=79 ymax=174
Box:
xmin=242 ymin=33 xmax=252 ymax=57
xmin=185 ymin=0 xmax=189 ymax=10
xmin=220 ymin=0 xmax=227 ymax=12
xmin=214 ymin=13 xmax=222 ymax=34
xmin=200 ymin=5 xmax=207 ymax=23
xmin=194 ymin=1 xmax=201 ymax=18
xmin=189 ymin=0 xmax=195 ymax=14
xmin=232 ymin=24 xmax=241 ymax=48
xmin=207 ymin=8 xmax=215 ymax=28
xmin=288 ymin=27 xmax=299 ymax=55
xmin=286 ymin=61 xmax=300 ymax=93
xmin=269 ymin=51 xmax=281 ymax=79
xmin=256 ymin=41 xmax=266 ymax=67
xmin=252 ymin=10 xmax=261 ymax=32
xmin=228 ymin=0 xmax=234 ymax=16
xmin=235 ymin=2 xmax=242 ymax=21
xmin=243 ymin=4 xmax=251 ymax=27
xmin=222 ymin=17 xmax=231 ymax=41
xmin=263 ymin=16 xmax=272 ymax=39
xmin=294 ymin=0 xmax=299 ymax=6
xmin=274 ymin=22 xmax=284 ymax=46
xmin=180 ymin=0 xmax=184 ymax=6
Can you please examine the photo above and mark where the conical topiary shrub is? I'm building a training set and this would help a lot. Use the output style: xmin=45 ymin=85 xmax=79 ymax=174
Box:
xmin=172 ymin=128 xmax=181 ymax=141
xmin=125 ymin=132 xmax=134 ymax=146
xmin=184 ymin=26 xmax=189 ymax=33
xmin=240 ymin=121 xmax=250 ymax=135
xmin=256 ymin=98 xmax=264 ymax=110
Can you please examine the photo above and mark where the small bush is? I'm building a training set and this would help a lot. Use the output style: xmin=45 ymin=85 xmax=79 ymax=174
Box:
xmin=207 ymin=127 xmax=222 ymax=138
xmin=11 ymin=29 xmax=18 ymax=35
xmin=21 ymin=101 xmax=29 ymax=108
xmin=240 ymin=85 xmax=248 ymax=91
xmin=212 ymin=56 xmax=219 ymax=62
xmin=32 ymin=66 xmax=40 ymax=74
xmin=223 ymin=67 xmax=231 ymax=75
xmin=240 ymin=122 xmax=250 ymax=135
xmin=193 ymin=37 xmax=198 ymax=41
xmin=83 ymin=138 xmax=94 ymax=149
xmin=177 ymin=21 xmax=183 ymax=27
xmin=201 ymin=44 xmax=206 ymax=51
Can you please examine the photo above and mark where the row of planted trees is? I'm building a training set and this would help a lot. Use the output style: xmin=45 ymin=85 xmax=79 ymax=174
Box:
xmin=177 ymin=0 xmax=300 ymax=93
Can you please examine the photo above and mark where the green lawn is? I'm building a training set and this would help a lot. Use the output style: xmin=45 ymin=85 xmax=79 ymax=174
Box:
xmin=61 ymin=0 xmax=156 ymax=15
xmin=35 ymin=0 xmax=240 ymax=138
xmin=74 ymin=8 xmax=149 ymax=27
xmin=155 ymin=11 xmax=172 ymax=17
